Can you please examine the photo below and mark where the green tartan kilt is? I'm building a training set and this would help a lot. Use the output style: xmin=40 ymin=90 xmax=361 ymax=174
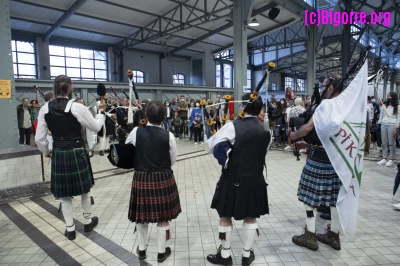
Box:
xmin=51 ymin=148 xmax=94 ymax=198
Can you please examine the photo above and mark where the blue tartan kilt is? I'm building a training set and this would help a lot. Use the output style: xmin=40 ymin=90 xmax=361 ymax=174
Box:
xmin=297 ymin=148 xmax=342 ymax=207
xmin=51 ymin=148 xmax=94 ymax=198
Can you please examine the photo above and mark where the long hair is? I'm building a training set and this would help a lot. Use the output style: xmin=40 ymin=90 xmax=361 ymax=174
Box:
xmin=53 ymin=75 xmax=72 ymax=98
xmin=386 ymin=92 xmax=399 ymax=115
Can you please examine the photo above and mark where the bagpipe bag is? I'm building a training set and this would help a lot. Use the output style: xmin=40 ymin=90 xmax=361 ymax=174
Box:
xmin=107 ymin=144 xmax=135 ymax=169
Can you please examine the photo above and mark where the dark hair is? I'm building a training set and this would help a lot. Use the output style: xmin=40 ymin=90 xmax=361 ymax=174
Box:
xmin=30 ymin=100 xmax=35 ymax=104
xmin=145 ymin=101 xmax=166 ymax=125
xmin=387 ymin=92 xmax=398 ymax=115
xmin=242 ymin=93 xmax=263 ymax=116
xmin=367 ymin=96 xmax=371 ymax=102
xmin=275 ymin=101 xmax=283 ymax=113
xmin=280 ymin=98 xmax=287 ymax=108
xmin=164 ymin=100 xmax=169 ymax=105
xmin=53 ymin=75 xmax=72 ymax=98
xmin=22 ymin=98 xmax=29 ymax=102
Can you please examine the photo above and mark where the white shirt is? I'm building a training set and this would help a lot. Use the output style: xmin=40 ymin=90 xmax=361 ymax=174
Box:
xmin=166 ymin=106 xmax=170 ymax=118
xmin=35 ymin=100 xmax=106 ymax=154
xmin=378 ymin=105 xmax=400 ymax=127
xmin=23 ymin=107 xmax=32 ymax=129
xmin=125 ymin=122 xmax=177 ymax=166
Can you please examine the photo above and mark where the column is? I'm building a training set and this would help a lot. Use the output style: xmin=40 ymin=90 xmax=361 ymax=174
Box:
xmin=0 ymin=0 xmax=18 ymax=148
xmin=306 ymin=24 xmax=318 ymax=96
xmin=36 ymin=36 xmax=51 ymax=79
xmin=383 ymin=69 xmax=389 ymax=97
xmin=389 ymin=71 xmax=396 ymax=92
xmin=233 ymin=0 xmax=254 ymax=113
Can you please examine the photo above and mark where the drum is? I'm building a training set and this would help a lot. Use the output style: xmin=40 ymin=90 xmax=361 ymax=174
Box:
xmin=86 ymin=106 xmax=98 ymax=152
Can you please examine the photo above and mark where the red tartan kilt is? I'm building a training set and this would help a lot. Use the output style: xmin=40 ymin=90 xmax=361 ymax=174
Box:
xmin=128 ymin=170 xmax=181 ymax=224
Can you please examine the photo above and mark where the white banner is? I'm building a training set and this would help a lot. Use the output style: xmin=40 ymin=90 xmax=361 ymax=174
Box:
xmin=314 ymin=61 xmax=368 ymax=239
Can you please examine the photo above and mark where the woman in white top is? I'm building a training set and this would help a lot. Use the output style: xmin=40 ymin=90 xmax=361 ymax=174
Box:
xmin=377 ymin=92 xmax=400 ymax=167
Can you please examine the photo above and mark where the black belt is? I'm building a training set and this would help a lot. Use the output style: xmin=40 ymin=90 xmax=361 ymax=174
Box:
xmin=53 ymin=139 xmax=85 ymax=150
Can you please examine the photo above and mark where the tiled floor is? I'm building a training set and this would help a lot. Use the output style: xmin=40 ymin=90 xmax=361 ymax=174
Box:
xmin=1 ymin=139 xmax=400 ymax=266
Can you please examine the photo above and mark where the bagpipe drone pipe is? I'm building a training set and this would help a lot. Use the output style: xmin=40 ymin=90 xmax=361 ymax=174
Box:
xmin=290 ymin=46 xmax=371 ymax=160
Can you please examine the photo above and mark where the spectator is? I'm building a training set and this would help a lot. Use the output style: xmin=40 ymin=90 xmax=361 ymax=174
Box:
xmin=191 ymin=100 xmax=203 ymax=144
xmin=17 ymin=98 xmax=33 ymax=145
xmin=188 ymin=100 xmax=195 ymax=140
xmin=285 ymin=98 xmax=306 ymax=151
xmin=258 ymin=107 xmax=265 ymax=122
xmin=305 ymin=95 xmax=311 ymax=108
xmin=172 ymin=111 xmax=183 ymax=139
xmin=178 ymin=95 xmax=188 ymax=138
xmin=164 ymin=100 xmax=173 ymax=132
xmin=365 ymin=96 xmax=374 ymax=155
xmin=44 ymin=91 xmax=54 ymax=102
xmin=285 ymin=87 xmax=294 ymax=100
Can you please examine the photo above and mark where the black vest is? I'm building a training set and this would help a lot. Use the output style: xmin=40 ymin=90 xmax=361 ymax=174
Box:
xmin=226 ymin=117 xmax=270 ymax=179
xmin=45 ymin=98 xmax=82 ymax=141
xmin=133 ymin=126 xmax=171 ymax=172
xmin=303 ymin=105 xmax=322 ymax=145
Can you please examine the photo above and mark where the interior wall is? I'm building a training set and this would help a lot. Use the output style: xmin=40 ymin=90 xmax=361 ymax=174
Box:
xmin=161 ymin=56 xmax=192 ymax=85
xmin=123 ymin=50 xmax=161 ymax=83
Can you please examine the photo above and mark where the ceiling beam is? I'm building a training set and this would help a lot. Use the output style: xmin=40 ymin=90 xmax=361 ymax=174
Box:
xmin=161 ymin=21 xmax=233 ymax=58
xmin=42 ymin=0 xmax=87 ymax=41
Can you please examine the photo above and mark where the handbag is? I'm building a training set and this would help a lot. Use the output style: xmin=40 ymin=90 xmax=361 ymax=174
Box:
xmin=107 ymin=144 xmax=135 ymax=169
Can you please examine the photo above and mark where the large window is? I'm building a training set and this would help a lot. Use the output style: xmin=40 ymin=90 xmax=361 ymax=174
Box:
xmin=49 ymin=45 xmax=107 ymax=81
xmin=271 ymin=82 xmax=277 ymax=91
xmin=285 ymin=77 xmax=294 ymax=90
xmin=247 ymin=70 xmax=252 ymax=89
xmin=12 ymin=41 xmax=37 ymax=79
xmin=173 ymin=73 xmax=185 ymax=85
xmin=132 ymin=70 xmax=144 ymax=83
xmin=296 ymin=79 xmax=306 ymax=92
xmin=216 ymin=64 xmax=221 ymax=87
xmin=223 ymin=64 xmax=232 ymax=88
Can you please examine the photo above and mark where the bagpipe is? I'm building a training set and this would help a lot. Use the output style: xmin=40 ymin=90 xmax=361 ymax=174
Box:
xmin=291 ymin=46 xmax=371 ymax=160
xmin=33 ymin=85 xmax=45 ymax=105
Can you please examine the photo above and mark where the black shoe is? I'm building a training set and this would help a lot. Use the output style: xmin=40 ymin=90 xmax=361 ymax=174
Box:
xmin=99 ymin=151 xmax=104 ymax=156
xmin=206 ymin=245 xmax=233 ymax=265
xmin=136 ymin=247 xmax=147 ymax=260
xmin=64 ymin=230 xmax=76 ymax=240
xmin=157 ymin=247 xmax=171 ymax=263
xmin=320 ymin=213 xmax=331 ymax=220
xmin=84 ymin=216 xmax=98 ymax=232
xmin=105 ymin=149 xmax=110 ymax=153
xmin=317 ymin=205 xmax=330 ymax=214
xmin=242 ymin=249 xmax=255 ymax=266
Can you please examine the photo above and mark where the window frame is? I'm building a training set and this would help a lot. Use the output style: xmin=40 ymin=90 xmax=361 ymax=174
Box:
xmin=49 ymin=45 xmax=108 ymax=81
xmin=132 ymin=70 xmax=145 ymax=83
xmin=12 ymin=40 xmax=37 ymax=79
xmin=271 ymin=82 xmax=277 ymax=91
xmin=173 ymin=73 xmax=185 ymax=85
xmin=285 ymin=77 xmax=294 ymax=91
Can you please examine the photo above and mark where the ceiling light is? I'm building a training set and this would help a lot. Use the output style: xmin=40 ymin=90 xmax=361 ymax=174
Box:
xmin=334 ymin=57 xmax=340 ymax=59
xmin=248 ymin=18 xmax=259 ymax=27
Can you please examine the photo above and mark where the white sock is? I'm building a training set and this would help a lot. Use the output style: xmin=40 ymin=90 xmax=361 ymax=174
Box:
xmin=137 ymin=223 xmax=148 ymax=251
xmin=304 ymin=204 xmax=316 ymax=233
xmin=60 ymin=197 xmax=75 ymax=231
xmin=81 ymin=193 xmax=92 ymax=225
xmin=242 ymin=223 xmax=258 ymax=258
xmin=157 ymin=225 xmax=169 ymax=253
xmin=330 ymin=206 xmax=340 ymax=234
xmin=219 ymin=226 xmax=232 ymax=258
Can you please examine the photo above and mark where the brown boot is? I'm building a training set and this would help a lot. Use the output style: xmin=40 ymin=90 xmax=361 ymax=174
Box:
xmin=316 ymin=224 xmax=341 ymax=250
xmin=292 ymin=227 xmax=318 ymax=251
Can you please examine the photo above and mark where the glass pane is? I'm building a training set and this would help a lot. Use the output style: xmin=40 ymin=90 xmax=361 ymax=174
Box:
xmin=12 ymin=41 xmax=16 ymax=51
xmin=81 ymin=69 xmax=94 ymax=79
xmin=95 ymin=70 xmax=107 ymax=79
xmin=13 ymin=64 xmax=18 ymax=75
xmin=81 ymin=49 xmax=94 ymax=59
xmin=18 ymin=64 xmax=36 ymax=75
xmin=50 ymin=67 xmax=66 ymax=77
xmin=223 ymin=64 xmax=232 ymax=88
xmin=67 ymin=68 xmax=80 ymax=77
xmin=134 ymin=71 xmax=143 ymax=77
xmin=66 ymin=57 xmax=80 ymax=67
xmin=178 ymin=79 xmax=184 ymax=85
xmin=94 ymin=60 xmax=106 ymax=69
xmin=94 ymin=51 xmax=106 ymax=60
xmin=18 ymin=75 xmax=36 ymax=79
xmin=49 ymin=45 xmax=65 ymax=56
xmin=137 ymin=77 xmax=144 ymax=83
xmin=216 ymin=64 xmax=221 ymax=87
xmin=12 ymin=52 xmax=17 ymax=63
xmin=50 ymin=56 xmax=65 ymax=67
xmin=66 ymin=47 xmax=79 ymax=57
xmin=81 ymin=59 xmax=93 ymax=68
xmin=17 ymin=41 xmax=34 ymax=53
xmin=17 ymin=53 xmax=35 ymax=64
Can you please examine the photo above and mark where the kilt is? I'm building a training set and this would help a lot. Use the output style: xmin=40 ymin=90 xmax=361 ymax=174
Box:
xmin=51 ymin=148 xmax=94 ymax=198
xmin=128 ymin=170 xmax=181 ymax=224
xmin=297 ymin=148 xmax=342 ymax=207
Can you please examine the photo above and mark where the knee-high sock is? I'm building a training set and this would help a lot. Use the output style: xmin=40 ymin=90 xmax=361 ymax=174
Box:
xmin=100 ymin=136 xmax=110 ymax=151
xmin=219 ymin=225 xmax=232 ymax=259
xmin=137 ymin=223 xmax=148 ymax=251
xmin=242 ymin=223 xmax=258 ymax=257
xmin=60 ymin=197 xmax=75 ymax=232
xmin=330 ymin=206 xmax=340 ymax=234
xmin=157 ymin=224 xmax=169 ymax=253
xmin=81 ymin=193 xmax=92 ymax=225
xmin=304 ymin=204 xmax=316 ymax=233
